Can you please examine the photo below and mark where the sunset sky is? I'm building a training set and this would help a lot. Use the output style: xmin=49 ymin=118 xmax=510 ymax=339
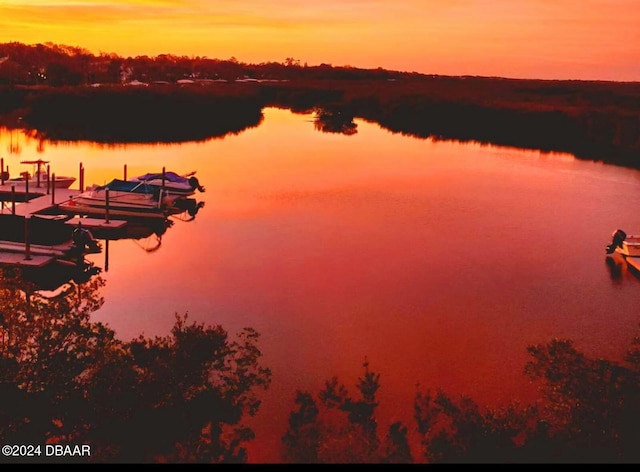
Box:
xmin=1 ymin=0 xmax=639 ymax=81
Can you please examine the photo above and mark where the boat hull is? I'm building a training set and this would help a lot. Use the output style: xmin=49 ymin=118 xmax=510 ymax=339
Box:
xmin=59 ymin=190 xmax=181 ymax=219
xmin=615 ymin=236 xmax=640 ymax=257
xmin=5 ymin=175 xmax=76 ymax=190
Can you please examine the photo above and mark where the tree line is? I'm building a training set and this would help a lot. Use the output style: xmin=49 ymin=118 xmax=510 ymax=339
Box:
xmin=0 ymin=42 xmax=409 ymax=86
xmin=0 ymin=41 xmax=639 ymax=169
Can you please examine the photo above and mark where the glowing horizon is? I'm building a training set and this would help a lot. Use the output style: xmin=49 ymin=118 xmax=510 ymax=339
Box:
xmin=1 ymin=0 xmax=639 ymax=81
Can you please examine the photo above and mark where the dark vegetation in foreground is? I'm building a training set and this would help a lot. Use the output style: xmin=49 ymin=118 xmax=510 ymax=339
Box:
xmin=2 ymin=268 xmax=640 ymax=463
xmin=0 ymin=269 xmax=272 ymax=463
xmin=0 ymin=42 xmax=639 ymax=168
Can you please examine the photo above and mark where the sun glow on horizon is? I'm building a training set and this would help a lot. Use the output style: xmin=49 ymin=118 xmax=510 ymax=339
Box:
xmin=1 ymin=0 xmax=639 ymax=81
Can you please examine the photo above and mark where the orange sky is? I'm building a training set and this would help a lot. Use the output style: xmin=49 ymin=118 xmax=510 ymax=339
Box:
xmin=1 ymin=0 xmax=639 ymax=81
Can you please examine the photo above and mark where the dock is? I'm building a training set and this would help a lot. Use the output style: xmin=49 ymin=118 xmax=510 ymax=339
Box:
xmin=63 ymin=216 xmax=127 ymax=230
xmin=0 ymin=187 xmax=125 ymax=229
xmin=0 ymin=252 xmax=54 ymax=268
xmin=0 ymin=189 xmax=81 ymax=216
xmin=0 ymin=167 xmax=126 ymax=268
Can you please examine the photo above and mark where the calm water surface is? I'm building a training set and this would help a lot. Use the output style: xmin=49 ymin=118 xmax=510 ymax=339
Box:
xmin=3 ymin=107 xmax=640 ymax=462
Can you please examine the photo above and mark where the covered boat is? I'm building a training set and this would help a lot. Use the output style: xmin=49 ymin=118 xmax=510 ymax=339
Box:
xmin=130 ymin=171 xmax=205 ymax=196
xmin=59 ymin=178 xmax=183 ymax=219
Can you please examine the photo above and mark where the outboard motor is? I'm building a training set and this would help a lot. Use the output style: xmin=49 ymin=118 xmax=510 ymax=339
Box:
xmin=606 ymin=229 xmax=627 ymax=254
xmin=188 ymin=176 xmax=206 ymax=193
xmin=72 ymin=222 xmax=102 ymax=254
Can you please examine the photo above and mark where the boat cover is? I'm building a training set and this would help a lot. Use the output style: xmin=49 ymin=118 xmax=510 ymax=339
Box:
xmin=135 ymin=172 xmax=189 ymax=184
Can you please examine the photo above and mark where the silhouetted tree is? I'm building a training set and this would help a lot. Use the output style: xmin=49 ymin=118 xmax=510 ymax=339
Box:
xmin=0 ymin=269 xmax=271 ymax=463
xmin=524 ymin=338 xmax=640 ymax=462
xmin=281 ymin=360 xmax=410 ymax=463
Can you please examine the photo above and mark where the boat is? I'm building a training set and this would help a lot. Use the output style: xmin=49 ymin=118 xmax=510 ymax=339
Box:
xmin=1 ymin=159 xmax=76 ymax=189
xmin=605 ymin=229 xmax=640 ymax=274
xmin=606 ymin=229 xmax=640 ymax=257
xmin=129 ymin=170 xmax=205 ymax=196
xmin=58 ymin=178 xmax=183 ymax=219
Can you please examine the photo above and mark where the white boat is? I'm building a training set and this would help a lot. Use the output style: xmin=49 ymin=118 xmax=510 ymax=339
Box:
xmin=1 ymin=159 xmax=76 ymax=189
xmin=58 ymin=178 xmax=182 ymax=219
xmin=606 ymin=229 xmax=640 ymax=257
xmin=129 ymin=171 xmax=205 ymax=196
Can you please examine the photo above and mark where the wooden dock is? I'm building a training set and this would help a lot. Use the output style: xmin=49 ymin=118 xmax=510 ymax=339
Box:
xmin=0 ymin=189 xmax=126 ymax=230
xmin=0 ymin=190 xmax=81 ymax=216
xmin=0 ymin=183 xmax=126 ymax=268
xmin=0 ymin=252 xmax=54 ymax=267
xmin=64 ymin=216 xmax=127 ymax=230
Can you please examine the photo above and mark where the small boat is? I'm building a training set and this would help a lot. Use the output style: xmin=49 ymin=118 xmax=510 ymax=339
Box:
xmin=58 ymin=178 xmax=183 ymax=219
xmin=129 ymin=171 xmax=205 ymax=196
xmin=606 ymin=229 xmax=640 ymax=257
xmin=1 ymin=159 xmax=76 ymax=189
xmin=605 ymin=229 xmax=640 ymax=274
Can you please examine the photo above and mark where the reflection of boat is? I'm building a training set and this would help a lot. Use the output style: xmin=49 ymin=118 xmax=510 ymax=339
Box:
xmin=3 ymin=159 xmax=76 ymax=189
xmin=130 ymin=171 xmax=205 ymax=196
xmin=59 ymin=179 xmax=183 ymax=219
xmin=171 ymin=198 xmax=205 ymax=221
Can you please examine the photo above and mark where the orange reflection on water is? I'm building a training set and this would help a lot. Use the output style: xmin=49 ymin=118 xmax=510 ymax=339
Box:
xmin=7 ymin=108 xmax=640 ymax=463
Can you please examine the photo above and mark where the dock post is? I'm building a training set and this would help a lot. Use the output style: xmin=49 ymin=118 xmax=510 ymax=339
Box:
xmin=1 ymin=157 xmax=4 ymax=185
xmin=24 ymin=216 xmax=31 ymax=261
xmin=79 ymin=162 xmax=84 ymax=191
xmin=124 ymin=164 xmax=127 ymax=181
xmin=11 ymin=185 xmax=15 ymax=214
xmin=51 ymin=173 xmax=56 ymax=204
xmin=46 ymin=164 xmax=50 ymax=195
xmin=24 ymin=173 xmax=28 ymax=201
xmin=105 ymin=188 xmax=110 ymax=223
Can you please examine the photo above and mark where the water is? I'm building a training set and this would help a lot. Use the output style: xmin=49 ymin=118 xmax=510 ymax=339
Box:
xmin=3 ymin=107 xmax=640 ymax=462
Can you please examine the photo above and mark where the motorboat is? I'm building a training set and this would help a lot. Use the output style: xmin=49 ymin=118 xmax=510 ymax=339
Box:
xmin=1 ymin=159 xmax=76 ymax=190
xmin=58 ymin=178 xmax=183 ymax=219
xmin=606 ymin=229 xmax=640 ymax=257
xmin=605 ymin=229 xmax=640 ymax=274
xmin=129 ymin=170 xmax=205 ymax=196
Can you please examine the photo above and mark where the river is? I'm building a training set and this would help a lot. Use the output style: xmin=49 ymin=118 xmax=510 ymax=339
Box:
xmin=2 ymin=107 xmax=640 ymax=462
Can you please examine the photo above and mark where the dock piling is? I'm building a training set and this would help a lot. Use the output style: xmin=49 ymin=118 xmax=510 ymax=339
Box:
xmin=51 ymin=173 xmax=56 ymax=204
xmin=24 ymin=216 xmax=31 ymax=261
xmin=46 ymin=164 xmax=50 ymax=195
xmin=11 ymin=185 xmax=15 ymax=214
xmin=1 ymin=158 xmax=4 ymax=185
xmin=105 ymin=188 xmax=110 ymax=223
